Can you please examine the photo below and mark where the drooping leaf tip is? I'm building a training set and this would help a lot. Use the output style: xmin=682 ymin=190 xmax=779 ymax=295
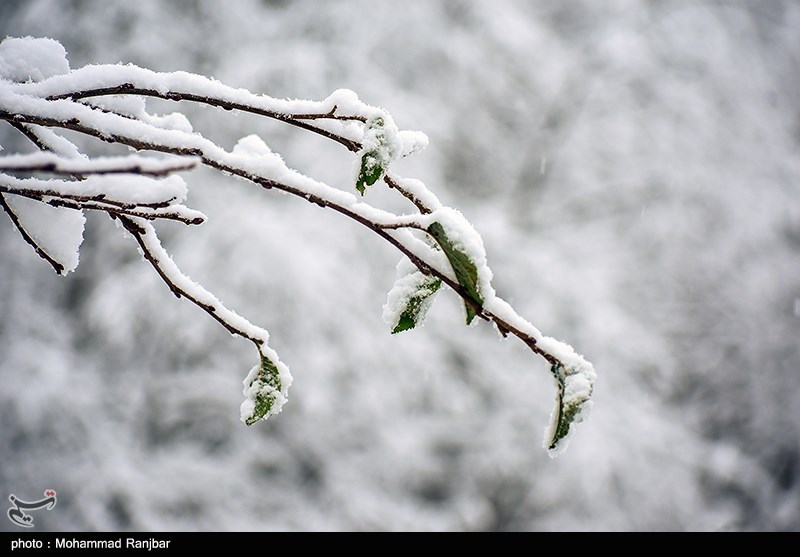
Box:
xmin=392 ymin=314 xmax=416 ymax=334
xmin=544 ymin=362 xmax=595 ymax=457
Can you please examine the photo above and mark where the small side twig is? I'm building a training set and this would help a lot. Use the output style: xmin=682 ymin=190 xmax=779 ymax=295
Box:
xmin=0 ymin=192 xmax=65 ymax=274
xmin=117 ymin=215 xmax=267 ymax=347
xmin=7 ymin=121 xmax=52 ymax=152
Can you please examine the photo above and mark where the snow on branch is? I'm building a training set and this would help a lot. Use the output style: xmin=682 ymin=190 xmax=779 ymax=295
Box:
xmin=0 ymin=152 xmax=199 ymax=176
xmin=0 ymin=37 xmax=595 ymax=455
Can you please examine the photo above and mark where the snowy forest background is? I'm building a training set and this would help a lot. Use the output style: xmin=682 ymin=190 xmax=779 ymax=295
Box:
xmin=1 ymin=0 xmax=799 ymax=531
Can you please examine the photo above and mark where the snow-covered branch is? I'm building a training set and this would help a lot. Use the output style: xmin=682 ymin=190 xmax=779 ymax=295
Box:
xmin=0 ymin=152 xmax=198 ymax=176
xmin=0 ymin=37 xmax=595 ymax=455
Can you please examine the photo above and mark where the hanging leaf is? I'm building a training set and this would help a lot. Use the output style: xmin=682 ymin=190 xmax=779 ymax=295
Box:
xmin=426 ymin=221 xmax=483 ymax=324
xmin=243 ymin=354 xmax=283 ymax=426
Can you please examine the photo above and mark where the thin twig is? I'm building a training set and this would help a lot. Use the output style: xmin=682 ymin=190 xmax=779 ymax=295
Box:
xmin=375 ymin=221 xmax=426 ymax=231
xmin=383 ymin=175 xmax=433 ymax=215
xmin=0 ymin=192 xmax=65 ymax=274
xmin=117 ymin=215 xmax=264 ymax=346
xmin=7 ymin=121 xmax=52 ymax=152
xmin=0 ymin=184 xmax=203 ymax=225
xmin=0 ymin=160 xmax=197 ymax=177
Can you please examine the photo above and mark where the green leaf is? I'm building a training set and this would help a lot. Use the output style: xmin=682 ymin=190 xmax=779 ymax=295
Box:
xmin=355 ymin=151 xmax=384 ymax=195
xmin=355 ymin=116 xmax=391 ymax=196
xmin=245 ymin=354 xmax=282 ymax=426
xmin=546 ymin=363 xmax=593 ymax=453
xmin=548 ymin=387 xmax=580 ymax=450
xmin=392 ymin=277 xmax=442 ymax=334
xmin=426 ymin=221 xmax=483 ymax=324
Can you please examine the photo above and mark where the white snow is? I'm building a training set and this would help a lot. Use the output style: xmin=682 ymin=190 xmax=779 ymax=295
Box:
xmin=14 ymin=64 xmax=374 ymax=122
xmin=387 ymin=174 xmax=443 ymax=210
xmin=24 ymin=126 xmax=85 ymax=159
xmin=324 ymin=88 xmax=364 ymax=115
xmin=231 ymin=134 xmax=284 ymax=168
xmin=398 ymin=130 xmax=429 ymax=158
xmin=86 ymin=96 xmax=194 ymax=133
xmin=1 ymin=173 xmax=189 ymax=205
xmin=0 ymin=37 xmax=69 ymax=83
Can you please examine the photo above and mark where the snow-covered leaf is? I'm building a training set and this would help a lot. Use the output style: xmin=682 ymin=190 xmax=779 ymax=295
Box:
xmin=427 ymin=221 xmax=483 ymax=324
xmin=355 ymin=151 xmax=384 ymax=195
xmin=354 ymin=115 xmax=399 ymax=195
xmin=384 ymin=270 xmax=442 ymax=334
xmin=241 ymin=353 xmax=286 ymax=426
xmin=546 ymin=362 xmax=595 ymax=456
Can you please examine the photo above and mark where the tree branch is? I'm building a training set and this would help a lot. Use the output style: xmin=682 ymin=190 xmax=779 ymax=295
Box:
xmin=0 ymin=108 xmax=562 ymax=362
xmin=47 ymin=84 xmax=364 ymax=152
xmin=0 ymin=153 xmax=198 ymax=177
xmin=1 ymin=59 xmax=595 ymax=451
xmin=1 ymin=188 xmax=204 ymax=225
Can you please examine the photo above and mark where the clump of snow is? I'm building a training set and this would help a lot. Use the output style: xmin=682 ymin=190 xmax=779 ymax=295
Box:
xmin=324 ymin=88 xmax=364 ymax=115
xmin=398 ymin=130 xmax=429 ymax=158
xmin=232 ymin=134 xmax=277 ymax=159
xmin=25 ymin=127 xmax=85 ymax=159
xmin=87 ymin=96 xmax=194 ymax=133
xmin=229 ymin=134 xmax=291 ymax=180
xmin=0 ymin=37 xmax=70 ymax=83
xmin=86 ymin=96 xmax=148 ymax=119
xmin=4 ymin=195 xmax=85 ymax=274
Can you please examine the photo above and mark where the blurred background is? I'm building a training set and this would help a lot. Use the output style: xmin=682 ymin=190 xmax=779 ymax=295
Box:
xmin=1 ymin=0 xmax=799 ymax=531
